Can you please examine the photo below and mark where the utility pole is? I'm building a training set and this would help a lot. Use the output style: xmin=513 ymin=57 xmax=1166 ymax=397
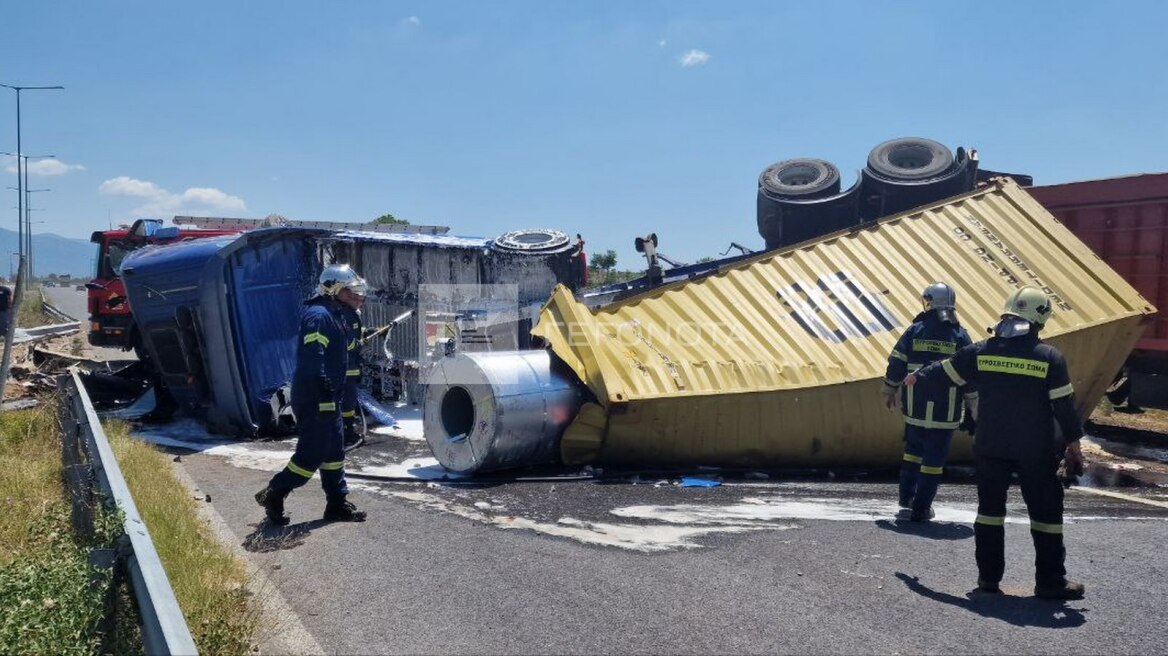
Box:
xmin=0 ymin=83 xmax=64 ymax=294
xmin=0 ymin=82 xmax=62 ymax=413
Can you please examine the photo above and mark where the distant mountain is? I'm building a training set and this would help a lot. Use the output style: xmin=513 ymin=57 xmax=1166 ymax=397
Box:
xmin=0 ymin=227 xmax=94 ymax=279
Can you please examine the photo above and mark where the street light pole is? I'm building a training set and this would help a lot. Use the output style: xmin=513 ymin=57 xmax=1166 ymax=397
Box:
xmin=2 ymin=151 xmax=53 ymax=281
xmin=0 ymin=79 xmax=62 ymax=410
xmin=25 ymin=190 xmax=51 ymax=279
xmin=0 ymin=82 xmax=64 ymax=292
xmin=21 ymin=154 xmax=52 ymax=279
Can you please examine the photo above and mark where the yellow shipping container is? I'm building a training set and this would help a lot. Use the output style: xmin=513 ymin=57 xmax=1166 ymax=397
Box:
xmin=533 ymin=179 xmax=1156 ymax=468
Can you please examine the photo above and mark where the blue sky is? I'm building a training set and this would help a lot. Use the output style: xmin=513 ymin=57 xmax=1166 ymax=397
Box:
xmin=2 ymin=1 xmax=1167 ymax=268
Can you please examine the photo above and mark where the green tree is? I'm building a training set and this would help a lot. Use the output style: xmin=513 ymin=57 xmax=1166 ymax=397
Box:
xmin=591 ymin=249 xmax=617 ymax=271
xmin=373 ymin=213 xmax=409 ymax=225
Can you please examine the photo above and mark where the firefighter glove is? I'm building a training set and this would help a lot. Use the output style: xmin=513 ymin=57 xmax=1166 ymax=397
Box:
xmin=1064 ymin=441 xmax=1085 ymax=477
xmin=958 ymin=414 xmax=977 ymax=436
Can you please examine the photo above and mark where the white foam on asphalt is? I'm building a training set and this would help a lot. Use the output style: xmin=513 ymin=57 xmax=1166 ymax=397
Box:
xmin=1085 ymin=435 xmax=1168 ymax=464
xmin=610 ymin=496 xmax=1007 ymax=526
xmin=357 ymin=488 xmax=789 ymax=552
xmin=131 ymin=420 xmax=453 ymax=480
xmin=370 ymin=406 xmax=425 ymax=441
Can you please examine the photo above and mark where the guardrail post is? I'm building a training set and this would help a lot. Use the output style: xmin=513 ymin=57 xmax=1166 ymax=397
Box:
xmin=89 ymin=547 xmax=119 ymax=653
xmin=59 ymin=382 xmax=95 ymax=537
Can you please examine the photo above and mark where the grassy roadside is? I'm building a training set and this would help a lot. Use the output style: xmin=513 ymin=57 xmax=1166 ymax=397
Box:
xmin=0 ymin=400 xmax=257 ymax=654
xmin=0 ymin=404 xmax=132 ymax=654
xmin=104 ymin=419 xmax=257 ymax=654
xmin=16 ymin=287 xmax=54 ymax=328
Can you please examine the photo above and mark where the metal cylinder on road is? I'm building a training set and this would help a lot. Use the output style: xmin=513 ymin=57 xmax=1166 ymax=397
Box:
xmin=424 ymin=350 xmax=586 ymax=475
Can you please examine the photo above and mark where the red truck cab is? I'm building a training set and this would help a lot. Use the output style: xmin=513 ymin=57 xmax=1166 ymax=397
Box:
xmin=87 ymin=219 xmax=238 ymax=349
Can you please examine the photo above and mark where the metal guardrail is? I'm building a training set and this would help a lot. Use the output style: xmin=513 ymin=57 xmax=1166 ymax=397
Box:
xmin=59 ymin=369 xmax=198 ymax=655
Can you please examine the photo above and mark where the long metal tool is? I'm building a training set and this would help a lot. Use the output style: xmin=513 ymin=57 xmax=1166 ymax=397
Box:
xmin=363 ymin=308 xmax=415 ymax=346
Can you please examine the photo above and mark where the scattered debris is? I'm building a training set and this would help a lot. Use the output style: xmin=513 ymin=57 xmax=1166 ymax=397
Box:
xmin=680 ymin=477 xmax=721 ymax=488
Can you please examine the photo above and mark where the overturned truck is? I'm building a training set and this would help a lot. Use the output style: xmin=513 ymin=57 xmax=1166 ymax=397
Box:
xmin=425 ymin=179 xmax=1156 ymax=473
xmin=119 ymin=226 xmax=581 ymax=436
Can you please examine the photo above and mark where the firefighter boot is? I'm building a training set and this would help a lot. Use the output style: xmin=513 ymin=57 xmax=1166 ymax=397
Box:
xmin=255 ymin=486 xmax=290 ymax=526
xmin=1035 ymin=580 xmax=1086 ymax=600
xmin=909 ymin=506 xmax=935 ymax=522
xmin=343 ymin=417 xmax=365 ymax=451
xmin=976 ymin=579 xmax=1002 ymax=594
xmin=324 ymin=495 xmax=367 ymax=522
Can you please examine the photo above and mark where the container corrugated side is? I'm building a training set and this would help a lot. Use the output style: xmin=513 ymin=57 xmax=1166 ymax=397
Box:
xmin=533 ymin=179 xmax=1156 ymax=467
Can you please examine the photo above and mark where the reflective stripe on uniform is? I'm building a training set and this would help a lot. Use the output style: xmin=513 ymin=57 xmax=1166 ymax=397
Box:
xmin=346 ymin=369 xmax=361 ymax=377
xmin=925 ymin=400 xmax=935 ymax=424
xmin=341 ymin=410 xmax=355 ymax=418
xmin=320 ymin=461 xmax=345 ymax=471
xmin=977 ymin=355 xmax=1049 ymax=378
xmin=947 ymin=386 xmax=957 ymax=423
xmin=941 ymin=359 xmax=966 ymax=386
xmin=348 ymin=339 xmax=357 ymax=351
xmin=1049 ymin=383 xmax=1074 ymax=400
xmin=975 ymin=514 xmax=1005 ymax=526
xmin=904 ymin=416 xmax=961 ymax=430
xmin=902 ymin=453 xmax=923 ymax=464
xmin=1030 ymin=521 xmax=1063 ymax=534
xmin=303 ymin=331 xmax=330 ymax=347
xmin=287 ymin=461 xmax=316 ymax=479
xmin=920 ymin=465 xmax=944 ymax=475
xmin=912 ymin=339 xmax=956 ymax=355
xmin=319 ymin=402 xmax=336 ymax=411
xmin=891 ymin=350 xmax=908 ymax=362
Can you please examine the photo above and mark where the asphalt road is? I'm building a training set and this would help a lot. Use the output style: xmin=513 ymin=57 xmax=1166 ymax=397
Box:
xmin=42 ymin=284 xmax=88 ymax=322
xmin=43 ymin=285 xmax=131 ymax=360
xmin=149 ymin=415 xmax=1168 ymax=656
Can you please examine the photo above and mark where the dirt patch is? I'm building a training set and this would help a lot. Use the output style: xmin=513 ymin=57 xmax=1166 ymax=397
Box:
xmin=1083 ymin=402 xmax=1168 ymax=488
xmin=1089 ymin=404 xmax=1168 ymax=436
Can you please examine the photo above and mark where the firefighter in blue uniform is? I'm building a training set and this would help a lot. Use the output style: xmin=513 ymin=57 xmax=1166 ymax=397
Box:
xmin=882 ymin=282 xmax=975 ymax=522
xmin=907 ymin=286 xmax=1086 ymax=600
xmin=339 ymin=301 xmax=366 ymax=450
xmin=255 ymin=264 xmax=369 ymax=525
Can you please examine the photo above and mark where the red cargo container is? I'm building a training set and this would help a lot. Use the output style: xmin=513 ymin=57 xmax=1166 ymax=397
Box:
xmin=1029 ymin=173 xmax=1168 ymax=404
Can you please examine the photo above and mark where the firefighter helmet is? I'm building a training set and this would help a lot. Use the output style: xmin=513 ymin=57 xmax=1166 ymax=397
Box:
xmin=1002 ymin=286 xmax=1052 ymax=325
xmin=921 ymin=282 xmax=957 ymax=323
xmin=319 ymin=264 xmax=368 ymax=297
xmin=993 ymin=286 xmax=1051 ymax=338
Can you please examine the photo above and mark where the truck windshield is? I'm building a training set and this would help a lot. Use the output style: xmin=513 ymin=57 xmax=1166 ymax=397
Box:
xmin=95 ymin=241 xmax=134 ymax=279
xmin=108 ymin=243 xmax=132 ymax=275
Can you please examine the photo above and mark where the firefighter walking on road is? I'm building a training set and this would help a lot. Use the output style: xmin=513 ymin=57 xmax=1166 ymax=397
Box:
xmin=255 ymin=264 xmax=369 ymax=526
xmin=882 ymin=282 xmax=975 ymax=522
xmin=339 ymin=300 xmax=367 ymax=451
xmin=906 ymin=286 xmax=1086 ymax=600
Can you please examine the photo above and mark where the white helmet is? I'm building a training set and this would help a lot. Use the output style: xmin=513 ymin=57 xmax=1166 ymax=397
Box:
xmin=319 ymin=263 xmax=368 ymax=297
xmin=994 ymin=286 xmax=1051 ymax=338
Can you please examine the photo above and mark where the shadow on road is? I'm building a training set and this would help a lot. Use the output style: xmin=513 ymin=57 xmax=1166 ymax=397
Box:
xmin=242 ymin=519 xmax=331 ymax=553
xmin=874 ymin=517 xmax=973 ymax=541
xmin=895 ymin=573 xmax=1087 ymax=628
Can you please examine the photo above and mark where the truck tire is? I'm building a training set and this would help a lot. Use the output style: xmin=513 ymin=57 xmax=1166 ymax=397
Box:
xmin=758 ymin=159 xmax=841 ymax=199
xmin=757 ymin=178 xmax=862 ymax=250
xmin=493 ymin=229 xmax=570 ymax=253
xmin=866 ymin=137 xmax=953 ymax=181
